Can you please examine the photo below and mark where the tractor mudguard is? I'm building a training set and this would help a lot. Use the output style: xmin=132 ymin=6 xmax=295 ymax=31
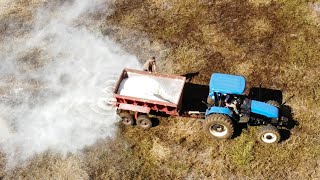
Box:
xmin=205 ymin=106 xmax=232 ymax=117
xmin=251 ymin=100 xmax=279 ymax=118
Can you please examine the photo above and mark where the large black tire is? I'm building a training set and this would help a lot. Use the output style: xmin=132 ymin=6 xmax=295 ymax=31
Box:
xmin=256 ymin=125 xmax=280 ymax=144
xmin=267 ymin=100 xmax=280 ymax=108
xmin=120 ymin=112 xmax=134 ymax=126
xmin=204 ymin=114 xmax=234 ymax=139
xmin=137 ymin=115 xmax=152 ymax=129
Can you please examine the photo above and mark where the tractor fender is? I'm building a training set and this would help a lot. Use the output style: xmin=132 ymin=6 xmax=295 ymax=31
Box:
xmin=205 ymin=106 xmax=232 ymax=117
xmin=251 ymin=100 xmax=279 ymax=118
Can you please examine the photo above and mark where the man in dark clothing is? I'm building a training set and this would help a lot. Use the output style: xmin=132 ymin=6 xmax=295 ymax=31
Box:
xmin=224 ymin=94 xmax=241 ymax=116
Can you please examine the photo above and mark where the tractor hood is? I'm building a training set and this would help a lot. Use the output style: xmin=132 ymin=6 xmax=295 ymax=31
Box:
xmin=251 ymin=100 xmax=279 ymax=118
xmin=209 ymin=73 xmax=246 ymax=95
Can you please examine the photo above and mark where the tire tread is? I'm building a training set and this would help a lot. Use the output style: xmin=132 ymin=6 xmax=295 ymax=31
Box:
xmin=204 ymin=114 xmax=234 ymax=139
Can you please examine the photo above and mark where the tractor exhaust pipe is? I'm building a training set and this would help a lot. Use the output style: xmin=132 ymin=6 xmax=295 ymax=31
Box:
xmin=259 ymin=83 xmax=262 ymax=101
xmin=281 ymin=95 xmax=295 ymax=106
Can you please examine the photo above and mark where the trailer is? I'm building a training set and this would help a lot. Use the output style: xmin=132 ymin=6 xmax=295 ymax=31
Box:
xmin=113 ymin=68 xmax=195 ymax=128
xmin=112 ymin=68 xmax=289 ymax=144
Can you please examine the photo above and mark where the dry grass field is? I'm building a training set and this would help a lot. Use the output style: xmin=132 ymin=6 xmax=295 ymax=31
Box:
xmin=1 ymin=0 xmax=320 ymax=179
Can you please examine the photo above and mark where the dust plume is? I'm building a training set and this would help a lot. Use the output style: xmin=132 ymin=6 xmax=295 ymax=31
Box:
xmin=0 ymin=0 xmax=140 ymax=167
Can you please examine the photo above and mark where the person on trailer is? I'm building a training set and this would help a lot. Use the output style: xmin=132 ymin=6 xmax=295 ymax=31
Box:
xmin=143 ymin=56 xmax=157 ymax=73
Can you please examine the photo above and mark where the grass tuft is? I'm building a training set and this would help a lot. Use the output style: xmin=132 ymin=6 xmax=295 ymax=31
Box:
xmin=227 ymin=131 xmax=255 ymax=167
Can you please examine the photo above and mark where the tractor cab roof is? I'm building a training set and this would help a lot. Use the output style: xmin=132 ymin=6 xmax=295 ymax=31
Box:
xmin=209 ymin=73 xmax=246 ymax=95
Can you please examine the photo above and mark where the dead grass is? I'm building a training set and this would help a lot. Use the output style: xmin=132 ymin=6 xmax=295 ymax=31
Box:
xmin=4 ymin=152 xmax=88 ymax=180
xmin=0 ymin=0 xmax=45 ymax=24
xmin=248 ymin=0 xmax=272 ymax=7
xmin=227 ymin=131 xmax=255 ymax=167
xmin=250 ymin=17 xmax=273 ymax=39
xmin=1 ymin=0 xmax=320 ymax=179
xmin=107 ymin=0 xmax=320 ymax=179
xmin=0 ymin=0 xmax=45 ymax=44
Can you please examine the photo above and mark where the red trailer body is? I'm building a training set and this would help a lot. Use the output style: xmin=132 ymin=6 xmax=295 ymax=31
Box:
xmin=113 ymin=68 xmax=186 ymax=118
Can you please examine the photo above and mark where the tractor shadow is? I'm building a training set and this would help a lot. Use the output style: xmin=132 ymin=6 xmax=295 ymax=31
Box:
xmin=279 ymin=105 xmax=298 ymax=142
xmin=232 ymin=123 xmax=248 ymax=139
xmin=248 ymin=87 xmax=283 ymax=103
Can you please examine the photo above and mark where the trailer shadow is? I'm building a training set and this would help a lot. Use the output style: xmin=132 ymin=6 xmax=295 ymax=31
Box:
xmin=151 ymin=117 xmax=160 ymax=127
xmin=181 ymin=72 xmax=200 ymax=83
xmin=149 ymin=112 xmax=172 ymax=127
xmin=181 ymin=82 xmax=208 ymax=112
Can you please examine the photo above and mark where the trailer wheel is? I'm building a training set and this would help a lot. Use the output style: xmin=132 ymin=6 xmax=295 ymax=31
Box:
xmin=266 ymin=100 xmax=280 ymax=108
xmin=256 ymin=125 xmax=280 ymax=144
xmin=137 ymin=115 xmax=152 ymax=129
xmin=204 ymin=114 xmax=234 ymax=139
xmin=120 ymin=112 xmax=134 ymax=126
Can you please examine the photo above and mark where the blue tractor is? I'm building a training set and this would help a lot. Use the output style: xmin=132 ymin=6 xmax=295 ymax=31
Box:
xmin=204 ymin=73 xmax=288 ymax=144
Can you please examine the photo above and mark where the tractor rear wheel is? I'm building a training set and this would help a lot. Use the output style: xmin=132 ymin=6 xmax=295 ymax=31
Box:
xmin=119 ymin=112 xmax=134 ymax=126
xmin=267 ymin=100 xmax=280 ymax=108
xmin=137 ymin=115 xmax=152 ymax=129
xmin=256 ymin=125 xmax=280 ymax=144
xmin=204 ymin=114 xmax=234 ymax=139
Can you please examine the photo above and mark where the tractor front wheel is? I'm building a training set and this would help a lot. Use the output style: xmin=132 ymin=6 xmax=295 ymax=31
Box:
xmin=120 ymin=112 xmax=134 ymax=126
xmin=204 ymin=114 xmax=234 ymax=139
xmin=137 ymin=115 xmax=152 ymax=129
xmin=256 ymin=125 xmax=280 ymax=144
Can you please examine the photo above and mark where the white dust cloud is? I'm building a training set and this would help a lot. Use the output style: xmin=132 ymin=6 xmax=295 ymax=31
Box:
xmin=0 ymin=0 xmax=140 ymax=167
